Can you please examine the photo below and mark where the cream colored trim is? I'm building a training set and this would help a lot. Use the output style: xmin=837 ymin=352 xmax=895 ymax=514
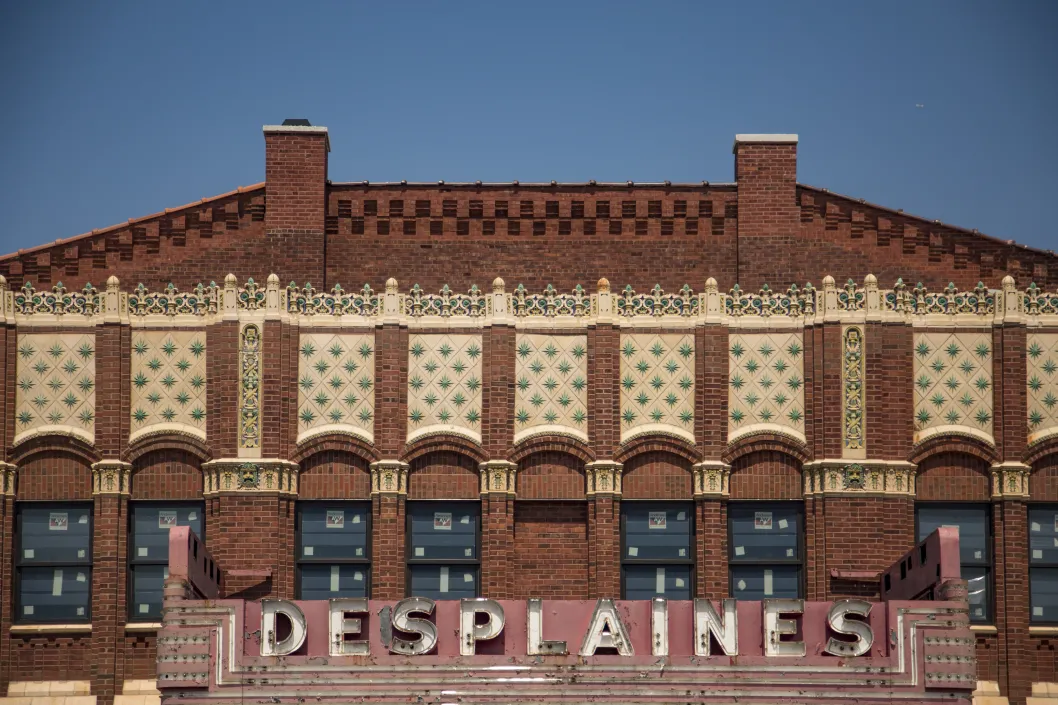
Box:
xmin=620 ymin=423 xmax=695 ymax=446
xmin=729 ymin=423 xmax=807 ymax=446
xmin=512 ymin=426 xmax=589 ymax=446
xmin=295 ymin=423 xmax=374 ymax=447
xmin=1030 ymin=427 xmax=1058 ymax=447
xmin=969 ymin=624 xmax=998 ymax=634
xmin=406 ymin=425 xmax=482 ymax=446
xmin=913 ymin=424 xmax=995 ymax=447
xmin=129 ymin=423 xmax=206 ymax=447
xmin=10 ymin=623 xmax=92 ymax=635
xmin=124 ymin=622 xmax=163 ymax=632
xmin=1029 ymin=626 xmax=1058 ymax=636
xmin=13 ymin=425 xmax=94 ymax=448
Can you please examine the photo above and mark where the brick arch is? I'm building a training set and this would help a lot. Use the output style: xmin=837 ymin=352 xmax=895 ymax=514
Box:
xmin=299 ymin=449 xmax=372 ymax=500
xmin=291 ymin=431 xmax=379 ymax=465
xmin=516 ymin=450 xmax=586 ymax=500
xmin=622 ymin=450 xmax=693 ymax=500
xmin=614 ymin=433 xmax=700 ymax=465
xmin=400 ymin=432 xmax=488 ymax=466
xmin=131 ymin=448 xmax=204 ymax=500
xmin=1031 ymin=452 xmax=1058 ymax=502
xmin=16 ymin=448 xmax=94 ymax=500
xmin=124 ymin=430 xmax=211 ymax=465
xmin=728 ymin=450 xmax=803 ymax=500
xmin=915 ymin=452 xmax=991 ymax=502
xmin=1025 ymin=435 xmax=1058 ymax=467
xmin=9 ymin=434 xmax=100 ymax=467
xmin=909 ymin=433 xmax=999 ymax=467
xmin=722 ymin=431 xmax=811 ymax=466
xmin=407 ymin=449 xmax=480 ymax=500
xmin=509 ymin=433 xmax=594 ymax=465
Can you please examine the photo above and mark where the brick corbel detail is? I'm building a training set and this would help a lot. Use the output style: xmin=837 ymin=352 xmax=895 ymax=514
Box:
xmin=585 ymin=460 xmax=622 ymax=496
xmin=692 ymin=460 xmax=731 ymax=496
xmin=479 ymin=460 xmax=516 ymax=495
xmin=91 ymin=460 xmax=132 ymax=495
xmin=802 ymin=459 xmax=916 ymax=497
xmin=990 ymin=461 xmax=1030 ymax=499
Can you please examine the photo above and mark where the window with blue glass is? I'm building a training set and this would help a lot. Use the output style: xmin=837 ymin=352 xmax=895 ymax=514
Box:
xmin=407 ymin=502 xmax=479 ymax=599
xmin=1029 ymin=506 xmax=1058 ymax=624
xmin=296 ymin=503 xmax=371 ymax=599
xmin=16 ymin=504 xmax=92 ymax=623
xmin=621 ymin=502 xmax=693 ymax=600
xmin=728 ymin=503 xmax=802 ymax=600
xmin=129 ymin=503 xmax=203 ymax=620
xmin=916 ymin=504 xmax=991 ymax=623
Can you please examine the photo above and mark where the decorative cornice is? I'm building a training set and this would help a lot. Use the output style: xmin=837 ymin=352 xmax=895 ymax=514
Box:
xmin=0 ymin=462 xmax=16 ymax=496
xmin=479 ymin=460 xmax=517 ymax=495
xmin=370 ymin=460 xmax=409 ymax=495
xmin=692 ymin=460 xmax=731 ymax=497
xmin=585 ymin=460 xmax=622 ymax=496
xmin=803 ymin=460 xmax=916 ymax=497
xmin=91 ymin=460 xmax=132 ymax=495
xmin=990 ymin=461 xmax=1030 ymax=499
xmin=201 ymin=459 xmax=298 ymax=496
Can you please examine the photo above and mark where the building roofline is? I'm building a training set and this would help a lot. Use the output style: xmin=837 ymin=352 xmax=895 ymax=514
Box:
xmin=328 ymin=181 xmax=737 ymax=189
xmin=797 ymin=183 xmax=1057 ymax=260
xmin=0 ymin=183 xmax=265 ymax=263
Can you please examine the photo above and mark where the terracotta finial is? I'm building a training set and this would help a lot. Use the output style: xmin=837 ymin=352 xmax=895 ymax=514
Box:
xmin=597 ymin=277 xmax=610 ymax=293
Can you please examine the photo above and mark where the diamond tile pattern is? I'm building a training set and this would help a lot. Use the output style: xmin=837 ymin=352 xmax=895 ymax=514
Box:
xmin=514 ymin=335 xmax=588 ymax=442
xmin=913 ymin=332 xmax=993 ymax=439
xmin=407 ymin=334 xmax=483 ymax=442
xmin=619 ymin=334 xmax=695 ymax=443
xmin=130 ymin=331 xmax=207 ymax=439
xmin=297 ymin=333 xmax=375 ymax=443
xmin=1027 ymin=333 xmax=1058 ymax=442
xmin=727 ymin=333 xmax=806 ymax=438
xmin=15 ymin=333 xmax=96 ymax=443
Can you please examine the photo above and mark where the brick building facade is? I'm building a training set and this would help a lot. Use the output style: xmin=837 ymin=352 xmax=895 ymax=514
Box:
xmin=1 ymin=123 xmax=1057 ymax=704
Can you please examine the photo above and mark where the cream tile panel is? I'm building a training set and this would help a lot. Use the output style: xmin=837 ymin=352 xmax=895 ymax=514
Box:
xmin=15 ymin=334 xmax=96 ymax=445
xmin=297 ymin=333 xmax=375 ymax=443
xmin=728 ymin=332 xmax=805 ymax=442
xmin=619 ymin=333 xmax=695 ymax=443
xmin=913 ymin=332 xmax=993 ymax=443
xmin=514 ymin=334 xmax=588 ymax=443
xmin=407 ymin=334 xmax=483 ymax=443
xmin=130 ymin=331 xmax=207 ymax=442
xmin=1029 ymin=334 xmax=1058 ymax=444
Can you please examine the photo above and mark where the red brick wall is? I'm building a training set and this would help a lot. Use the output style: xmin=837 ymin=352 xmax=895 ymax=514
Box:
xmin=131 ymin=450 xmax=202 ymax=499
xmin=512 ymin=502 xmax=589 ymax=599
xmin=729 ymin=451 xmax=802 ymax=500
xmin=517 ymin=452 xmax=584 ymax=499
xmin=622 ymin=451 xmax=691 ymax=499
xmin=298 ymin=451 xmax=371 ymax=500
xmin=916 ymin=453 xmax=990 ymax=501
xmin=407 ymin=451 xmax=479 ymax=500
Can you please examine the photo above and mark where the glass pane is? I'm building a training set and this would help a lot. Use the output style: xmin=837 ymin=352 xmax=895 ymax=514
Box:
xmin=131 ymin=504 xmax=204 ymax=563
xmin=298 ymin=564 xmax=368 ymax=599
xmin=623 ymin=564 xmax=692 ymax=600
xmin=130 ymin=564 xmax=169 ymax=621
xmin=299 ymin=504 xmax=369 ymax=561
xmin=729 ymin=505 xmax=800 ymax=561
xmin=731 ymin=565 xmax=801 ymax=599
xmin=623 ymin=503 xmax=692 ymax=561
xmin=18 ymin=567 xmax=91 ymax=622
xmin=1029 ymin=508 xmax=1058 ymax=565
xmin=1032 ymin=568 xmax=1058 ymax=623
xmin=408 ymin=503 xmax=478 ymax=561
xmin=916 ymin=506 xmax=989 ymax=565
xmin=965 ymin=565 xmax=990 ymax=623
xmin=409 ymin=565 xmax=477 ymax=600
xmin=19 ymin=506 xmax=91 ymax=564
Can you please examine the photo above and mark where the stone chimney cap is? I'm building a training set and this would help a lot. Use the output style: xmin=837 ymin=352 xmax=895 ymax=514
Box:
xmin=263 ymin=124 xmax=331 ymax=152
xmin=732 ymin=134 xmax=798 ymax=153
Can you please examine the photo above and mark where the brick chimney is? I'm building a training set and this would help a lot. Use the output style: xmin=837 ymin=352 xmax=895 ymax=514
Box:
xmin=733 ymin=134 xmax=798 ymax=238
xmin=263 ymin=120 xmax=330 ymax=235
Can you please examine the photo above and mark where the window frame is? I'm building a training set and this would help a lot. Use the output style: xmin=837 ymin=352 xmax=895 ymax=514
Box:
xmin=619 ymin=500 xmax=695 ymax=600
xmin=127 ymin=500 xmax=205 ymax=622
xmin=294 ymin=500 xmax=373 ymax=600
xmin=914 ymin=501 xmax=994 ymax=624
xmin=14 ymin=501 xmax=94 ymax=624
xmin=727 ymin=500 xmax=805 ymax=600
xmin=1028 ymin=503 xmax=1058 ymax=625
xmin=405 ymin=500 xmax=481 ymax=599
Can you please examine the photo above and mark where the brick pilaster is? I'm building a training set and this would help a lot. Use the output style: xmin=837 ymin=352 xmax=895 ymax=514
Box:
xmin=479 ymin=462 xmax=515 ymax=599
xmin=0 ymin=483 xmax=14 ymax=695
xmin=585 ymin=462 xmax=621 ymax=598
xmin=370 ymin=461 xmax=408 ymax=600
xmin=482 ymin=322 xmax=515 ymax=459
xmin=90 ymin=486 xmax=129 ymax=705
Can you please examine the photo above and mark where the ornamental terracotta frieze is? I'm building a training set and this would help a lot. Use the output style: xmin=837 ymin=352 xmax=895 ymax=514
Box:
xmin=202 ymin=460 xmax=298 ymax=496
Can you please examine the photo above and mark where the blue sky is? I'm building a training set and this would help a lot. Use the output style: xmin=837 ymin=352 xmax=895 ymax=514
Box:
xmin=1 ymin=1 xmax=1056 ymax=254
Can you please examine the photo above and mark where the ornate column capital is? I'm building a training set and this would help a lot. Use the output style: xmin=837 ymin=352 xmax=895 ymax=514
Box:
xmin=692 ymin=460 xmax=731 ymax=497
xmin=479 ymin=460 xmax=516 ymax=495
xmin=585 ymin=460 xmax=622 ymax=496
xmin=91 ymin=460 xmax=132 ymax=495
xmin=370 ymin=460 xmax=409 ymax=495
xmin=802 ymin=459 xmax=916 ymax=497
xmin=201 ymin=458 xmax=299 ymax=496
xmin=0 ymin=461 xmax=17 ymax=496
xmin=990 ymin=461 xmax=1030 ymax=499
